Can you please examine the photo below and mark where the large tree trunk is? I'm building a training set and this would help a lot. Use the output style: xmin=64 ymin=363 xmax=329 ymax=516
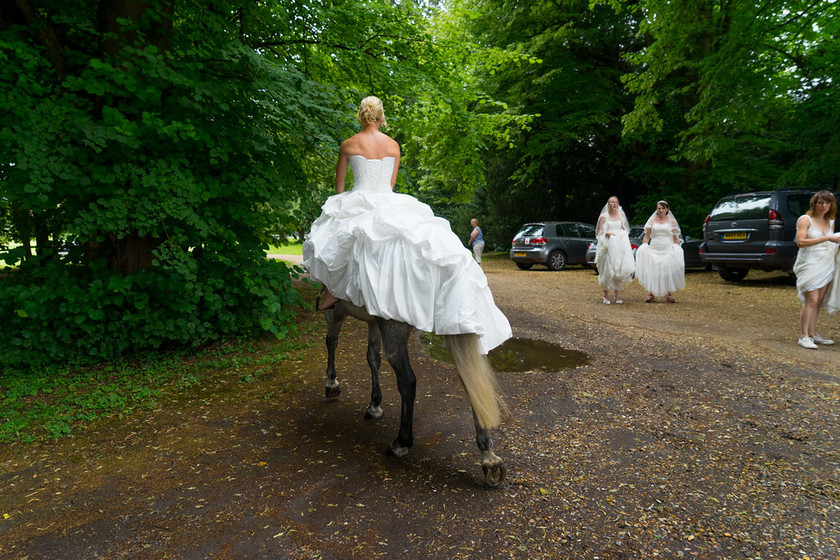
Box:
xmin=92 ymin=0 xmax=174 ymax=274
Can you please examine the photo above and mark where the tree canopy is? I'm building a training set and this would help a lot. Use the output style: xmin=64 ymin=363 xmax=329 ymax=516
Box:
xmin=1 ymin=0 xmax=837 ymax=367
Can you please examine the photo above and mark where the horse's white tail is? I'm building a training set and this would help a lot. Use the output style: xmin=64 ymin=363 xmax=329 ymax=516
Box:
xmin=445 ymin=334 xmax=506 ymax=429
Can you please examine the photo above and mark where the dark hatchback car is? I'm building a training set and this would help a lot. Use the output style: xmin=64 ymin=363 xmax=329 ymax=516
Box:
xmin=700 ymin=189 xmax=828 ymax=281
xmin=510 ymin=221 xmax=596 ymax=271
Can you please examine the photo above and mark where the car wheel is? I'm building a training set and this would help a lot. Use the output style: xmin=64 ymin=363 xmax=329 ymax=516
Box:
xmin=515 ymin=262 xmax=533 ymax=270
xmin=718 ymin=267 xmax=748 ymax=282
xmin=546 ymin=251 xmax=567 ymax=271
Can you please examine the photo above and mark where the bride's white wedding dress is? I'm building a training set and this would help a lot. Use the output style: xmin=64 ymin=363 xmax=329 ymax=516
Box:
xmin=635 ymin=221 xmax=685 ymax=296
xmin=594 ymin=219 xmax=635 ymax=290
xmin=794 ymin=216 xmax=840 ymax=313
xmin=303 ymin=155 xmax=511 ymax=353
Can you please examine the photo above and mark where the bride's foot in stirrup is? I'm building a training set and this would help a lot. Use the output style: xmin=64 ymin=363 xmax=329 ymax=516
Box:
xmin=315 ymin=287 xmax=339 ymax=311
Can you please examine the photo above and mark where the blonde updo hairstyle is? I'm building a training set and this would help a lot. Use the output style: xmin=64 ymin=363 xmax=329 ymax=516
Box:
xmin=357 ymin=96 xmax=387 ymax=127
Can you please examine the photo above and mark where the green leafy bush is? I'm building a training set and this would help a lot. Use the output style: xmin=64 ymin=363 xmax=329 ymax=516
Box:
xmin=0 ymin=258 xmax=302 ymax=368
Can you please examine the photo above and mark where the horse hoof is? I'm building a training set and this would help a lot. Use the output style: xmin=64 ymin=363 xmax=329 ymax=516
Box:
xmin=482 ymin=461 xmax=506 ymax=487
xmin=364 ymin=405 xmax=384 ymax=420
xmin=387 ymin=442 xmax=410 ymax=458
xmin=325 ymin=385 xmax=341 ymax=399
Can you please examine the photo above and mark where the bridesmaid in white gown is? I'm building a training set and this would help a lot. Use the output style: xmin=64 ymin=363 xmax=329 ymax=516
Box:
xmin=594 ymin=196 xmax=635 ymax=304
xmin=303 ymin=96 xmax=511 ymax=354
xmin=793 ymin=190 xmax=840 ymax=349
xmin=635 ymin=200 xmax=685 ymax=303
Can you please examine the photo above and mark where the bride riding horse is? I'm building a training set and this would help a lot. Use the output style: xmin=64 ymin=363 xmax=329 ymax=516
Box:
xmin=303 ymin=96 xmax=512 ymax=486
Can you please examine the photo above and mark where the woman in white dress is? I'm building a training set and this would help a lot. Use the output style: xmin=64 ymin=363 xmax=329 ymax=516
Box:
xmin=303 ymin=96 xmax=511 ymax=354
xmin=594 ymin=196 xmax=635 ymax=304
xmin=636 ymin=200 xmax=685 ymax=303
xmin=793 ymin=190 xmax=840 ymax=349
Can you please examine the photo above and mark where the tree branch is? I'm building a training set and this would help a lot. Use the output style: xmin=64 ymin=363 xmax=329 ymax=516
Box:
xmin=13 ymin=0 xmax=66 ymax=80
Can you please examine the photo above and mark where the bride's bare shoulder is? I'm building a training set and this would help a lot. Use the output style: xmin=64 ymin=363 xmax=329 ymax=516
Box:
xmin=383 ymin=134 xmax=400 ymax=156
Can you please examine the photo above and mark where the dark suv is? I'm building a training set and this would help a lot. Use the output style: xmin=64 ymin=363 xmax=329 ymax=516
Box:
xmin=700 ymin=189 xmax=821 ymax=281
xmin=510 ymin=221 xmax=596 ymax=271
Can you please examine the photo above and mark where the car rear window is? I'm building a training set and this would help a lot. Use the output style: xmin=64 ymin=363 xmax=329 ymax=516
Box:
xmin=708 ymin=195 xmax=772 ymax=220
xmin=579 ymin=224 xmax=596 ymax=238
xmin=559 ymin=223 xmax=580 ymax=237
xmin=786 ymin=193 xmax=812 ymax=216
xmin=517 ymin=224 xmax=544 ymax=237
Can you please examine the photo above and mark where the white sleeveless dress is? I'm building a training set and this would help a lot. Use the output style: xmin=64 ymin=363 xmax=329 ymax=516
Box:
xmin=635 ymin=222 xmax=685 ymax=296
xmin=594 ymin=219 xmax=635 ymax=290
xmin=794 ymin=216 xmax=840 ymax=311
xmin=303 ymin=156 xmax=512 ymax=353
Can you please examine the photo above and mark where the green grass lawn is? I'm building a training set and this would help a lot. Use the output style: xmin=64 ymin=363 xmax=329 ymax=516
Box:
xmin=267 ymin=243 xmax=302 ymax=255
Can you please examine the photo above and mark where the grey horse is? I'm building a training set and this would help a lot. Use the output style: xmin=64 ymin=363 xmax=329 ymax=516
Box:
xmin=321 ymin=300 xmax=506 ymax=487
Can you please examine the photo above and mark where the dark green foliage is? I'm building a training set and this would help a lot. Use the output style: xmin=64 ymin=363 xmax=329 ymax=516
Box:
xmin=455 ymin=1 xmax=643 ymax=241
xmin=0 ymin=0 xmax=512 ymax=369
xmin=0 ymin=258 xmax=300 ymax=367
xmin=452 ymin=0 xmax=839 ymax=240
xmin=0 ymin=0 xmax=321 ymax=367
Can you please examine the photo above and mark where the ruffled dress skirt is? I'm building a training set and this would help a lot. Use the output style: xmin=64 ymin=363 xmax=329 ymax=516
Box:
xmin=635 ymin=233 xmax=685 ymax=296
xmin=594 ymin=230 xmax=635 ymax=291
xmin=303 ymin=183 xmax=511 ymax=354
xmin=794 ymin=233 xmax=840 ymax=313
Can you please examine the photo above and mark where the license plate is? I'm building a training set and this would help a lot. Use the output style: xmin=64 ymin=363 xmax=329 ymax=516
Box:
xmin=723 ymin=232 xmax=748 ymax=240
xmin=514 ymin=252 xmax=526 ymax=257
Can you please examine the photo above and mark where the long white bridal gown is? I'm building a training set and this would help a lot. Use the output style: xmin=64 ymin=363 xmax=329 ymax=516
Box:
xmin=303 ymin=155 xmax=511 ymax=354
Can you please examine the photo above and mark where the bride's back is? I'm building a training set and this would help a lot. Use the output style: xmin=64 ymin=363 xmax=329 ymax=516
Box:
xmin=342 ymin=130 xmax=399 ymax=160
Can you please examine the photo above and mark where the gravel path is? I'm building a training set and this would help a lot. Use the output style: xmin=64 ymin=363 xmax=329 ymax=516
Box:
xmin=2 ymin=257 xmax=838 ymax=559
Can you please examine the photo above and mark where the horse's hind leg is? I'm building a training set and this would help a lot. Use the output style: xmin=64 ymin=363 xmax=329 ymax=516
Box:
xmin=363 ymin=321 xmax=384 ymax=420
xmin=474 ymin=417 xmax=506 ymax=487
xmin=378 ymin=319 xmax=416 ymax=457
xmin=324 ymin=309 xmax=346 ymax=398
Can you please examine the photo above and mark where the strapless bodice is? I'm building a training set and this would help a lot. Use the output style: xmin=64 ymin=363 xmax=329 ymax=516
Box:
xmin=350 ymin=155 xmax=395 ymax=193
xmin=604 ymin=220 xmax=625 ymax=234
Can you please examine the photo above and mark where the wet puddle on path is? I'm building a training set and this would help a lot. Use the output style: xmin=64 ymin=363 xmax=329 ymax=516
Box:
xmin=419 ymin=334 xmax=591 ymax=372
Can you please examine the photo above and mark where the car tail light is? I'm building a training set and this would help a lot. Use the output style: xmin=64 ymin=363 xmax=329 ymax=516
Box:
xmin=765 ymin=248 xmax=776 ymax=254
xmin=768 ymin=209 xmax=783 ymax=230
xmin=630 ymin=243 xmax=639 ymax=250
xmin=703 ymin=214 xmax=710 ymax=236
xmin=529 ymin=237 xmax=547 ymax=246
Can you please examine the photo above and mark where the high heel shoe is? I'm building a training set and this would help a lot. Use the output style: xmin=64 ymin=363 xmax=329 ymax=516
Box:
xmin=665 ymin=294 xmax=676 ymax=303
